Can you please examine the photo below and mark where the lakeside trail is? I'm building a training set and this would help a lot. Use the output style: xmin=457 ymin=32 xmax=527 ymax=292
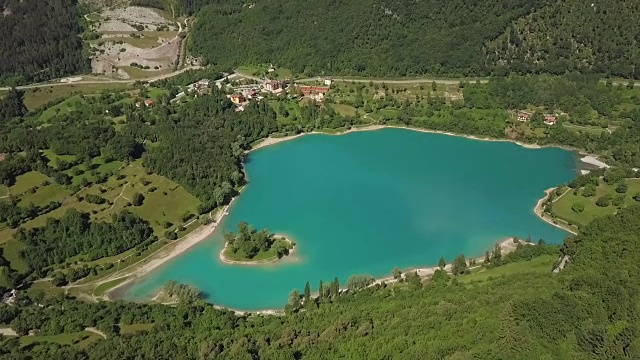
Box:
xmin=100 ymin=124 xmax=578 ymax=310
xmin=534 ymin=188 xmax=578 ymax=235
xmin=250 ymin=124 xmax=544 ymax=152
xmin=100 ymin=196 xmax=240 ymax=298
xmin=218 ymin=236 xmax=297 ymax=266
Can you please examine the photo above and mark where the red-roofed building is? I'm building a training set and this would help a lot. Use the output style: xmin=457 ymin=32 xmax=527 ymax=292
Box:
xmin=517 ymin=112 xmax=530 ymax=122
xmin=265 ymin=80 xmax=281 ymax=92
xmin=144 ymin=99 xmax=154 ymax=107
xmin=544 ymin=115 xmax=557 ymax=125
xmin=296 ymin=85 xmax=330 ymax=98
xmin=230 ymin=94 xmax=244 ymax=104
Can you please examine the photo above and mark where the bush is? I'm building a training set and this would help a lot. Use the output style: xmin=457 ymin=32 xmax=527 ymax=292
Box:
xmin=612 ymin=195 xmax=625 ymax=207
xmin=131 ymin=192 xmax=144 ymax=206
xmin=615 ymin=181 xmax=628 ymax=193
xmin=164 ymin=231 xmax=178 ymax=240
xmin=581 ymin=184 xmax=597 ymax=197
xmin=595 ymin=195 xmax=611 ymax=207
xmin=347 ymin=274 xmax=375 ymax=290
xmin=572 ymin=202 xmax=585 ymax=213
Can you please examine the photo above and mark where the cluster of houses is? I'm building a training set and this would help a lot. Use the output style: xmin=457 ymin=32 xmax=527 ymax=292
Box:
xmin=135 ymin=99 xmax=155 ymax=108
xmin=517 ymin=112 xmax=557 ymax=125
xmin=172 ymin=79 xmax=211 ymax=103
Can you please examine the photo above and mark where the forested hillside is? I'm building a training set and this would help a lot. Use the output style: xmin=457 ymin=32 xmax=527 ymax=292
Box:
xmin=487 ymin=0 xmax=640 ymax=79
xmin=189 ymin=0 xmax=640 ymax=78
xmin=190 ymin=0 xmax=546 ymax=76
xmin=2 ymin=206 xmax=640 ymax=358
xmin=0 ymin=0 xmax=89 ymax=85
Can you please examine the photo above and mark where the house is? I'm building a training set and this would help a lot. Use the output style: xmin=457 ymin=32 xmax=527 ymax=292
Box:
xmin=517 ymin=112 xmax=530 ymax=122
xmin=296 ymin=85 xmax=330 ymax=98
xmin=144 ymin=99 xmax=154 ymax=107
xmin=230 ymin=94 xmax=244 ymax=104
xmin=324 ymin=78 xmax=333 ymax=86
xmin=265 ymin=80 xmax=281 ymax=92
xmin=544 ymin=115 xmax=557 ymax=125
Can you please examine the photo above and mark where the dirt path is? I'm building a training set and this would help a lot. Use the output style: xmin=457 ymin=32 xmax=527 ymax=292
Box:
xmin=0 ymin=328 xmax=17 ymax=336
xmin=85 ymin=327 xmax=107 ymax=339
xmin=108 ymin=183 xmax=129 ymax=210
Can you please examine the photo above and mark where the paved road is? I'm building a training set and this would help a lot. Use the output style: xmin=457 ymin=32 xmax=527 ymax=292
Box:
xmin=0 ymin=66 xmax=202 ymax=91
xmin=295 ymin=76 xmax=488 ymax=85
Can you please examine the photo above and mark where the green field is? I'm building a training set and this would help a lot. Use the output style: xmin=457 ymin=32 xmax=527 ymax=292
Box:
xmin=94 ymin=35 xmax=162 ymax=49
xmin=9 ymin=171 xmax=50 ymax=196
xmin=460 ymin=254 xmax=557 ymax=284
xmin=23 ymin=83 xmax=133 ymax=111
xmin=0 ymin=185 xmax=8 ymax=197
xmin=120 ymin=66 xmax=173 ymax=80
xmin=330 ymin=103 xmax=358 ymax=117
xmin=18 ymin=183 xmax=70 ymax=207
xmin=43 ymin=149 xmax=77 ymax=169
xmin=37 ymin=95 xmax=85 ymax=123
xmin=553 ymin=178 xmax=640 ymax=226
xmin=93 ymin=277 xmax=129 ymax=297
xmin=0 ymin=240 xmax=28 ymax=273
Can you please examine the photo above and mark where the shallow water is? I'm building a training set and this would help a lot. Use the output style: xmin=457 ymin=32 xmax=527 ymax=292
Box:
xmin=124 ymin=128 xmax=577 ymax=310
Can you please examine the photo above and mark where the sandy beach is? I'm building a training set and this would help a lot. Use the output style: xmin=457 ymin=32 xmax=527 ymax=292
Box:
xmin=102 ymin=196 xmax=239 ymax=298
xmin=250 ymin=124 xmax=544 ymax=152
xmin=533 ymin=188 xmax=578 ymax=235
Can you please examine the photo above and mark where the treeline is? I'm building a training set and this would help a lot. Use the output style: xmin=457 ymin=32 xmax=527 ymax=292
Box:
xmin=189 ymin=0 xmax=640 ymax=78
xmin=2 ymin=206 xmax=640 ymax=358
xmin=0 ymin=0 xmax=90 ymax=85
xmin=190 ymin=0 xmax=545 ymax=77
xmin=14 ymin=209 xmax=153 ymax=274
xmin=486 ymin=0 xmax=640 ymax=79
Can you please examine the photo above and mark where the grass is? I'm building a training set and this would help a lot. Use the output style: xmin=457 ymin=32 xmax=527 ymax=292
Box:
xmin=9 ymin=171 xmax=49 ymax=195
xmin=19 ymin=331 xmax=98 ymax=348
xmin=94 ymin=36 xmax=162 ymax=49
xmin=93 ymin=277 xmax=129 ymax=297
xmin=120 ymin=66 xmax=173 ymax=80
xmin=43 ymin=149 xmax=77 ymax=169
xmin=563 ymin=123 xmax=609 ymax=135
xmin=37 ymin=95 xmax=85 ymax=123
xmin=18 ymin=183 xmax=71 ymax=207
xmin=0 ymin=185 xmax=8 ymax=197
xmin=0 ymin=240 xmax=28 ymax=273
xmin=553 ymin=179 xmax=640 ymax=226
xmin=330 ymin=103 xmax=358 ymax=117
xmin=26 ymin=280 xmax=65 ymax=298
xmin=119 ymin=323 xmax=153 ymax=335
xmin=23 ymin=83 xmax=133 ymax=111
xmin=460 ymin=254 xmax=557 ymax=284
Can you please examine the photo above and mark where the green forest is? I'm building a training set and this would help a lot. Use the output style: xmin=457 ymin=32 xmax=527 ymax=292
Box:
xmin=1 ymin=206 xmax=639 ymax=358
xmin=189 ymin=0 xmax=640 ymax=78
xmin=0 ymin=0 xmax=89 ymax=85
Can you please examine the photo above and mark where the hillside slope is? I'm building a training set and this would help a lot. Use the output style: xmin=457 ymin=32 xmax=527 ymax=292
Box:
xmin=190 ymin=0 xmax=545 ymax=77
xmin=190 ymin=0 xmax=640 ymax=78
xmin=486 ymin=0 xmax=640 ymax=78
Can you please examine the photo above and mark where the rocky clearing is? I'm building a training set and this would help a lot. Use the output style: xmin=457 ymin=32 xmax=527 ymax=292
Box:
xmin=89 ymin=6 xmax=182 ymax=79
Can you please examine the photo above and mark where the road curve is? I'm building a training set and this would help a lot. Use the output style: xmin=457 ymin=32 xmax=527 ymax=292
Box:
xmin=0 ymin=66 xmax=202 ymax=92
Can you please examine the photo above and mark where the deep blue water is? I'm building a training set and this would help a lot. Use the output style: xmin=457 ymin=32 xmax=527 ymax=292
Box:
xmin=124 ymin=128 xmax=577 ymax=310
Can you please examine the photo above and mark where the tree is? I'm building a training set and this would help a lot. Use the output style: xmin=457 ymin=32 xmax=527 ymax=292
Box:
xmin=346 ymin=274 xmax=375 ymax=290
xmin=318 ymin=280 xmax=324 ymax=301
xmin=595 ymin=195 xmax=611 ymax=207
xmin=304 ymin=282 xmax=311 ymax=301
xmin=438 ymin=257 xmax=446 ymax=269
xmin=572 ymin=202 xmax=585 ymax=213
xmin=131 ymin=192 xmax=144 ymax=206
xmin=582 ymin=184 xmax=597 ymax=197
xmin=492 ymin=243 xmax=502 ymax=263
xmin=616 ymin=181 xmax=628 ymax=193
xmin=431 ymin=81 xmax=437 ymax=92
xmin=392 ymin=266 xmax=402 ymax=279
xmin=287 ymin=289 xmax=300 ymax=312
xmin=452 ymin=254 xmax=469 ymax=275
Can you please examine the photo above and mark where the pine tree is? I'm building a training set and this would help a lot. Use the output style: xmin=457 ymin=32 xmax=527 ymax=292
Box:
xmin=288 ymin=289 xmax=300 ymax=310
xmin=318 ymin=280 xmax=324 ymax=301
xmin=304 ymin=282 xmax=311 ymax=301
xmin=438 ymin=257 xmax=446 ymax=269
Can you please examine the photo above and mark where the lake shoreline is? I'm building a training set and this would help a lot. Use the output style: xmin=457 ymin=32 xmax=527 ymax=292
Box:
xmin=219 ymin=236 xmax=296 ymax=266
xmin=104 ymin=124 xmax=579 ymax=309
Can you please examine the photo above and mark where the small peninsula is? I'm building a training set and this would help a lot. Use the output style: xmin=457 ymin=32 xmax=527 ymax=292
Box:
xmin=221 ymin=222 xmax=295 ymax=264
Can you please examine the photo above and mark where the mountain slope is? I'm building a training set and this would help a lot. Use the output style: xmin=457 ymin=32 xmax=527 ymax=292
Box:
xmin=486 ymin=0 xmax=640 ymax=78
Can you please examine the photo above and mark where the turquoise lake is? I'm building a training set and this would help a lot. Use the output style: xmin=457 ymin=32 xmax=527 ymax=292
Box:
xmin=123 ymin=128 xmax=577 ymax=310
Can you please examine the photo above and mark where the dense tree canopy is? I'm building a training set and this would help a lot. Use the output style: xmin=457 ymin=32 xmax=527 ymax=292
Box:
xmin=0 ymin=0 xmax=89 ymax=85
xmin=189 ymin=0 xmax=640 ymax=78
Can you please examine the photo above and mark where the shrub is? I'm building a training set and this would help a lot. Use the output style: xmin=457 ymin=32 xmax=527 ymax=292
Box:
xmin=616 ymin=181 xmax=628 ymax=193
xmin=572 ymin=202 xmax=585 ymax=213
xmin=595 ymin=195 xmax=611 ymax=207
xmin=612 ymin=195 xmax=625 ymax=207
xmin=581 ymin=184 xmax=597 ymax=197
